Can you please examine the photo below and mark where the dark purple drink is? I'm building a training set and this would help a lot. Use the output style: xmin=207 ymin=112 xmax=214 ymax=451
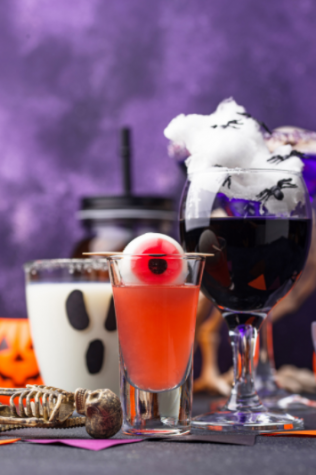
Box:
xmin=180 ymin=217 xmax=311 ymax=322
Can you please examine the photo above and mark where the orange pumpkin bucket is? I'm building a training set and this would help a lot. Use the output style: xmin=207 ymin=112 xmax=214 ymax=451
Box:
xmin=0 ymin=318 xmax=43 ymax=404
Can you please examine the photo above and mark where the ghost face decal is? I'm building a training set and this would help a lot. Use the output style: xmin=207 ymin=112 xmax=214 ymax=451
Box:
xmin=26 ymin=282 xmax=120 ymax=395
xmin=66 ymin=290 xmax=117 ymax=375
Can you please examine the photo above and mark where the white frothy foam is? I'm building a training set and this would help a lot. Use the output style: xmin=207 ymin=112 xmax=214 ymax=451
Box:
xmin=164 ymin=98 xmax=305 ymax=215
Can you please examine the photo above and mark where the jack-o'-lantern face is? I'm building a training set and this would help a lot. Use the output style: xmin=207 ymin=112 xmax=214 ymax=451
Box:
xmin=0 ymin=318 xmax=43 ymax=388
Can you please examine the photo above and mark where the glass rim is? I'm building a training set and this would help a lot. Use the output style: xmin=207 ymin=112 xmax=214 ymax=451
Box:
xmin=106 ymin=254 xmax=205 ymax=262
xmin=23 ymin=258 xmax=109 ymax=272
xmin=187 ymin=167 xmax=303 ymax=176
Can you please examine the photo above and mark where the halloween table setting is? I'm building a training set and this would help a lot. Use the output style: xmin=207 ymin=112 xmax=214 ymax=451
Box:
xmin=1 ymin=394 xmax=316 ymax=475
xmin=1 ymin=101 xmax=316 ymax=475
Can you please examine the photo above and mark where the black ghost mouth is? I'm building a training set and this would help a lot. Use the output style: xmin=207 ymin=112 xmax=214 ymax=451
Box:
xmin=86 ymin=339 xmax=105 ymax=374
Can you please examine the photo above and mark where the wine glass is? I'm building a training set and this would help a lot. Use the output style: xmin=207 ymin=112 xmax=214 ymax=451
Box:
xmin=255 ymin=130 xmax=316 ymax=409
xmin=256 ymin=153 xmax=316 ymax=410
xmin=180 ymin=168 xmax=312 ymax=432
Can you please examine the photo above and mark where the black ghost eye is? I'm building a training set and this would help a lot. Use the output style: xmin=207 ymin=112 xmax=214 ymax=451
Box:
xmin=86 ymin=339 xmax=105 ymax=374
xmin=66 ymin=290 xmax=90 ymax=331
xmin=105 ymin=297 xmax=117 ymax=332
xmin=0 ymin=337 xmax=9 ymax=351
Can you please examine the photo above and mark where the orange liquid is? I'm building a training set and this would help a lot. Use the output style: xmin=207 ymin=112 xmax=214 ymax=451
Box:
xmin=113 ymin=285 xmax=200 ymax=391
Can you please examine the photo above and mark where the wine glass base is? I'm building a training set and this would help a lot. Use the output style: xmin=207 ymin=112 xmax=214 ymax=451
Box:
xmin=122 ymin=426 xmax=191 ymax=437
xmin=192 ymin=410 xmax=304 ymax=433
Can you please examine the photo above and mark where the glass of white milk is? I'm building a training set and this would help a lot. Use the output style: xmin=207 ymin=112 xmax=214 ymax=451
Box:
xmin=24 ymin=259 xmax=119 ymax=395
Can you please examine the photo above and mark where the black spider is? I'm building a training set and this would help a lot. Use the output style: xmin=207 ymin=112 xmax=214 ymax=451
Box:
xmin=237 ymin=112 xmax=272 ymax=134
xmin=222 ymin=119 xmax=243 ymax=129
xmin=211 ymin=119 xmax=243 ymax=130
xmin=256 ymin=178 xmax=297 ymax=203
xmin=267 ymin=149 xmax=305 ymax=164
xmin=222 ymin=175 xmax=232 ymax=188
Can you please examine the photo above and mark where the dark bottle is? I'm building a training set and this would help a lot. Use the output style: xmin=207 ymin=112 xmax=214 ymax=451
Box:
xmin=72 ymin=126 xmax=176 ymax=257
xmin=72 ymin=195 xmax=176 ymax=258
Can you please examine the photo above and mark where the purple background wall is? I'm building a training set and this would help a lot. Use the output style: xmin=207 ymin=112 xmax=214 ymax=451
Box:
xmin=1 ymin=0 xmax=316 ymax=323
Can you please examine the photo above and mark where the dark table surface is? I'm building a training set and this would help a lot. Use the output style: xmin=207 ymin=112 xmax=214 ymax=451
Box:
xmin=1 ymin=394 xmax=316 ymax=475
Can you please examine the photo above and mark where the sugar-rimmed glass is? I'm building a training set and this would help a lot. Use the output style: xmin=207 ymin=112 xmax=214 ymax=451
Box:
xmin=107 ymin=254 xmax=205 ymax=436
xmin=24 ymin=258 xmax=119 ymax=394
xmin=180 ymin=167 xmax=312 ymax=432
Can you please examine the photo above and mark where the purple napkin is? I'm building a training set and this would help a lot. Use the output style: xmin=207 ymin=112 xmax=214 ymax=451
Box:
xmin=25 ymin=439 xmax=143 ymax=451
xmin=25 ymin=433 xmax=255 ymax=449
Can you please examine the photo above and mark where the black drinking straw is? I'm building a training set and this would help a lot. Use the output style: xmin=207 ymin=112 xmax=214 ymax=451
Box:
xmin=121 ymin=127 xmax=132 ymax=195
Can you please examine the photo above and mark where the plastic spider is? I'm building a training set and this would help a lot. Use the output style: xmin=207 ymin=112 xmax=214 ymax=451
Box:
xmin=222 ymin=175 xmax=232 ymax=188
xmin=237 ymin=112 xmax=271 ymax=134
xmin=256 ymin=178 xmax=297 ymax=203
xmin=211 ymin=119 xmax=243 ymax=130
xmin=267 ymin=150 xmax=305 ymax=164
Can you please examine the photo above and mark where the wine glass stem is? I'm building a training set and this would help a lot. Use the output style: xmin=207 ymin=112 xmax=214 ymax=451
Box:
xmin=226 ymin=320 xmax=264 ymax=412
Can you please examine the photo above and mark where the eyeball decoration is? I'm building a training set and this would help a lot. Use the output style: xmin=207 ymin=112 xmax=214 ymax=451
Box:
xmin=120 ymin=233 xmax=188 ymax=285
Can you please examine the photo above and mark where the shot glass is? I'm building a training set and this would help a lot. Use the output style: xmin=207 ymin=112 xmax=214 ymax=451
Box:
xmin=24 ymin=259 xmax=119 ymax=395
xmin=107 ymin=254 xmax=205 ymax=436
